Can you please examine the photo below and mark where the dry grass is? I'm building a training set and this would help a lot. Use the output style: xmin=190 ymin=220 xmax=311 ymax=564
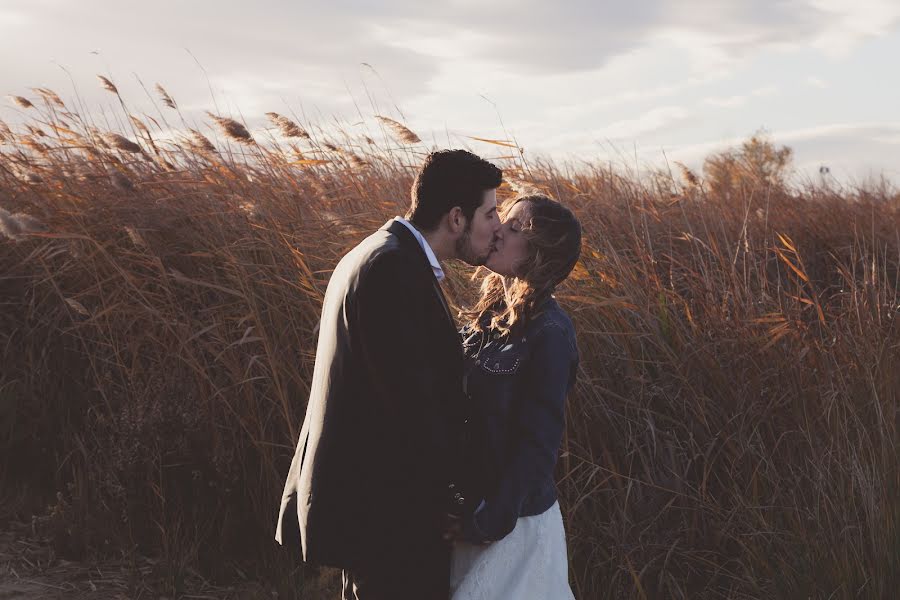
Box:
xmin=375 ymin=115 xmax=422 ymax=144
xmin=8 ymin=96 xmax=33 ymax=109
xmin=0 ymin=82 xmax=898 ymax=600
xmin=96 ymin=75 xmax=119 ymax=95
xmin=206 ymin=112 xmax=254 ymax=144
xmin=266 ymin=112 xmax=311 ymax=140
xmin=154 ymin=83 xmax=177 ymax=110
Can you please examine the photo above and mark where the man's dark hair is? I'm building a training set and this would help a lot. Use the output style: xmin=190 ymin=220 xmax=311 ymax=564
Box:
xmin=406 ymin=149 xmax=503 ymax=231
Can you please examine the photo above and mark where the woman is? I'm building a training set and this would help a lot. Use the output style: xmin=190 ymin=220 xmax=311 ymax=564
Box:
xmin=450 ymin=194 xmax=582 ymax=599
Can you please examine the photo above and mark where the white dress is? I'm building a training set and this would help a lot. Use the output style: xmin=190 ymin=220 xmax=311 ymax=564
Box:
xmin=449 ymin=501 xmax=575 ymax=599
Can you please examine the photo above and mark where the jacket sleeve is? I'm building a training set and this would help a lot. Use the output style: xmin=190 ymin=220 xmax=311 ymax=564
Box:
xmin=353 ymin=251 xmax=455 ymax=505
xmin=463 ymin=322 xmax=577 ymax=543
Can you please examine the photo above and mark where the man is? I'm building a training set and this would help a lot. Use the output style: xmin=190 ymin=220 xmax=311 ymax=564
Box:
xmin=275 ymin=149 xmax=503 ymax=599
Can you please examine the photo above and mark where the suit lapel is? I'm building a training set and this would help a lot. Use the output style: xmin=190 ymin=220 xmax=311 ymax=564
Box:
xmin=384 ymin=219 xmax=460 ymax=343
xmin=431 ymin=277 xmax=455 ymax=329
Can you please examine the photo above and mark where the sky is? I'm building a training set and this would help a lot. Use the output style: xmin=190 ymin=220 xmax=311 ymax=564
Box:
xmin=2 ymin=0 xmax=899 ymax=183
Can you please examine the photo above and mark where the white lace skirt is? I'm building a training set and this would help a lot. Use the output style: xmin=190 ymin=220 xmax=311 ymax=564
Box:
xmin=449 ymin=501 xmax=575 ymax=600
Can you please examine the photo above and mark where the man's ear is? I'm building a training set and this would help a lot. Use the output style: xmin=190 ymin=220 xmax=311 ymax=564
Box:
xmin=447 ymin=206 xmax=466 ymax=234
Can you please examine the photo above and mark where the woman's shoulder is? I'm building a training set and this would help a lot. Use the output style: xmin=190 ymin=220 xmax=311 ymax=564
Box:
xmin=523 ymin=298 xmax=577 ymax=357
xmin=527 ymin=297 xmax=575 ymax=336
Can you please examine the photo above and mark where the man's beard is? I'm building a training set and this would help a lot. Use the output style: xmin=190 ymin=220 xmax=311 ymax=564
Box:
xmin=456 ymin=226 xmax=492 ymax=266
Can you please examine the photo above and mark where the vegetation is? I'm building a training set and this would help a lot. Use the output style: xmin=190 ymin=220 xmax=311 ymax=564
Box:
xmin=1 ymin=78 xmax=898 ymax=598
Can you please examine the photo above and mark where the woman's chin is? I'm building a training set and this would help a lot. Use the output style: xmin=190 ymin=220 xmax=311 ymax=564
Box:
xmin=484 ymin=256 xmax=511 ymax=277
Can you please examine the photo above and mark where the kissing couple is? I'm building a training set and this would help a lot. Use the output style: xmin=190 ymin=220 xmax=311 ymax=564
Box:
xmin=275 ymin=149 xmax=582 ymax=599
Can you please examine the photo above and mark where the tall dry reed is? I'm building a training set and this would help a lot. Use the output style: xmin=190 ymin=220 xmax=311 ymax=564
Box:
xmin=0 ymin=84 xmax=897 ymax=599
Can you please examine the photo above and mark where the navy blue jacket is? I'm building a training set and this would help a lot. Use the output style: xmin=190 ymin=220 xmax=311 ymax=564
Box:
xmin=458 ymin=297 xmax=578 ymax=543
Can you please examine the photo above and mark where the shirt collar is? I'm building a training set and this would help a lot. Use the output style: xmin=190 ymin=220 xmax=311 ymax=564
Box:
xmin=395 ymin=217 xmax=445 ymax=282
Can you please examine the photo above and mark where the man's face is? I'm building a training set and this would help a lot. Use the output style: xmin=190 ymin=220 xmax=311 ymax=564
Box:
xmin=456 ymin=188 xmax=501 ymax=267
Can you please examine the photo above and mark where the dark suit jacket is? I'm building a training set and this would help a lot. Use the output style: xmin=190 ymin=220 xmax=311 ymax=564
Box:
xmin=274 ymin=219 xmax=468 ymax=570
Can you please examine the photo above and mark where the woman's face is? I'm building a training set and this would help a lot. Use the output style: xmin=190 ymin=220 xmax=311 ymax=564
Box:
xmin=485 ymin=200 xmax=532 ymax=277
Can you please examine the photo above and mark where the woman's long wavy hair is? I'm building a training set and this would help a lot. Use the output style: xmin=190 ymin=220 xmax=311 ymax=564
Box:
xmin=461 ymin=194 xmax=582 ymax=335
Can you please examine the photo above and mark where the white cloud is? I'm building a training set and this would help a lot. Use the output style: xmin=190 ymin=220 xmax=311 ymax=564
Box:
xmin=607 ymin=106 xmax=692 ymax=138
xmin=703 ymin=95 xmax=748 ymax=107
xmin=0 ymin=0 xmax=899 ymax=184
xmin=0 ymin=10 xmax=30 ymax=28
xmin=751 ymin=85 xmax=779 ymax=97
xmin=367 ymin=21 xmax=497 ymax=61
xmin=808 ymin=0 xmax=900 ymax=55
xmin=806 ymin=76 xmax=828 ymax=88
xmin=777 ymin=122 xmax=900 ymax=142
xmin=667 ymin=122 xmax=900 ymax=181
xmin=554 ymin=106 xmax=693 ymax=144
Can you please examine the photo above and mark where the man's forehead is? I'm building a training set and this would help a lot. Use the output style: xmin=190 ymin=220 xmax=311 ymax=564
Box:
xmin=479 ymin=189 xmax=497 ymax=211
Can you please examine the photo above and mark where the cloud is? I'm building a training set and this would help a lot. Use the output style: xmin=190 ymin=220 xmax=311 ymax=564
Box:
xmin=775 ymin=122 xmax=900 ymax=180
xmin=668 ymin=122 xmax=900 ymax=180
xmin=751 ymin=85 xmax=779 ymax=97
xmin=2 ymin=0 xmax=898 ymax=119
xmin=808 ymin=0 xmax=900 ymax=55
xmin=773 ymin=122 xmax=899 ymax=141
xmin=537 ymin=106 xmax=693 ymax=154
xmin=0 ymin=0 xmax=440 ymax=124
xmin=704 ymin=95 xmax=748 ymax=107
xmin=806 ymin=76 xmax=828 ymax=88
xmin=366 ymin=1 xmax=830 ymax=75
xmin=603 ymin=106 xmax=692 ymax=139
xmin=701 ymin=84 xmax=780 ymax=108
xmin=359 ymin=0 xmax=900 ymax=78
xmin=0 ymin=9 xmax=30 ymax=28
xmin=1 ymin=0 xmax=899 ymax=185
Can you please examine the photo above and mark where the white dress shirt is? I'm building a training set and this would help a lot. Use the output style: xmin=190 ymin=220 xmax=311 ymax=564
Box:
xmin=395 ymin=217 xmax=445 ymax=282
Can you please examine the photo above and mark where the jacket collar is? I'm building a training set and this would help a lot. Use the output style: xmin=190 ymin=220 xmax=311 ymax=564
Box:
xmin=393 ymin=218 xmax=444 ymax=281
xmin=381 ymin=218 xmax=457 ymax=330
xmin=382 ymin=218 xmax=441 ymax=279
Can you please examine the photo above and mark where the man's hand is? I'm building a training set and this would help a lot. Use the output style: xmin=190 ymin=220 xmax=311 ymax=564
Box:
xmin=443 ymin=513 xmax=491 ymax=545
xmin=443 ymin=513 xmax=463 ymax=542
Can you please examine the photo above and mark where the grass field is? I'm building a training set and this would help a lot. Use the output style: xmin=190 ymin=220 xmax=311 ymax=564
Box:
xmin=1 ymin=80 xmax=898 ymax=599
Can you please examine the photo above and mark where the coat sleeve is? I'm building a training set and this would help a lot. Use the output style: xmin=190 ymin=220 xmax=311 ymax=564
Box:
xmin=463 ymin=322 xmax=577 ymax=543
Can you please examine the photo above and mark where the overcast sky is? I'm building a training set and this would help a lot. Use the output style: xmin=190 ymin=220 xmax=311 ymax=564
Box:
xmin=2 ymin=0 xmax=899 ymax=182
